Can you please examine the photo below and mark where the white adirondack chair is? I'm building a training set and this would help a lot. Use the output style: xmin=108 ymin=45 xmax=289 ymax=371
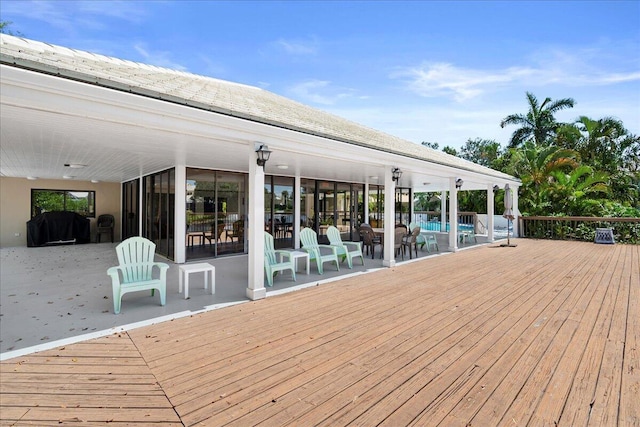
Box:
xmin=106 ymin=237 xmax=169 ymax=314
xmin=300 ymin=228 xmax=339 ymax=274
xmin=326 ymin=226 xmax=364 ymax=268
xmin=264 ymin=231 xmax=296 ymax=286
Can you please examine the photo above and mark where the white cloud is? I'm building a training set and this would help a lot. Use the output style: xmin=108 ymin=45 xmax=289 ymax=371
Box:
xmin=2 ymin=0 xmax=147 ymax=33
xmin=393 ymin=50 xmax=640 ymax=103
xmin=326 ymin=102 xmax=517 ymax=150
xmin=392 ymin=63 xmax=535 ymax=102
xmin=275 ymin=38 xmax=317 ymax=55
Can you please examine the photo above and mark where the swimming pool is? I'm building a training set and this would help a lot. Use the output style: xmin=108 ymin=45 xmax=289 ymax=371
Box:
xmin=420 ymin=221 xmax=475 ymax=232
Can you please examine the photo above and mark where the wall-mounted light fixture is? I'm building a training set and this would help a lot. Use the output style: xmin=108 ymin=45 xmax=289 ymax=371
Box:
xmin=493 ymin=184 xmax=500 ymax=193
xmin=255 ymin=144 xmax=272 ymax=167
xmin=455 ymin=178 xmax=464 ymax=189
xmin=391 ymin=167 xmax=402 ymax=182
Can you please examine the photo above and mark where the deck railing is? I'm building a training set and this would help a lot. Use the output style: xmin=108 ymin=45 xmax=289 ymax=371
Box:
xmin=520 ymin=216 xmax=640 ymax=244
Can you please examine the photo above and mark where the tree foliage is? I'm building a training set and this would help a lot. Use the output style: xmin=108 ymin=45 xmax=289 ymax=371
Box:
xmin=427 ymin=92 xmax=639 ymax=218
xmin=500 ymin=92 xmax=575 ymax=148
xmin=459 ymin=138 xmax=502 ymax=168
xmin=0 ymin=21 xmax=23 ymax=36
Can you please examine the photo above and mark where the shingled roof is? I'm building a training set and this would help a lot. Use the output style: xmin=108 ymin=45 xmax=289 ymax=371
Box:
xmin=0 ymin=34 xmax=516 ymax=181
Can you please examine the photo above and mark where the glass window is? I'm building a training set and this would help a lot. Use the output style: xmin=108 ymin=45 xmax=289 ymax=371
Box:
xmin=300 ymin=179 xmax=316 ymax=230
xmin=368 ymin=185 xmax=384 ymax=228
xmin=31 ymin=189 xmax=95 ymax=218
xmin=186 ymin=168 xmax=246 ymax=260
xmin=265 ymin=175 xmax=294 ymax=249
xmin=122 ymin=179 xmax=139 ymax=239
xmin=395 ymin=187 xmax=412 ymax=226
xmin=143 ymin=168 xmax=175 ymax=259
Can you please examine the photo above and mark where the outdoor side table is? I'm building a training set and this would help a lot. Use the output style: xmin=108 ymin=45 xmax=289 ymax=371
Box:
xmin=178 ymin=263 xmax=215 ymax=299
xmin=595 ymin=227 xmax=615 ymax=244
xmin=280 ymin=250 xmax=310 ymax=274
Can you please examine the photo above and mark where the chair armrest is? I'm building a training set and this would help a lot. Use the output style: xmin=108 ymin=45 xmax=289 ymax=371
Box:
xmin=107 ymin=265 xmax=122 ymax=278
xmin=299 ymin=247 xmax=318 ymax=258
xmin=153 ymin=262 xmax=170 ymax=271
xmin=317 ymin=244 xmax=338 ymax=256
xmin=342 ymin=241 xmax=361 ymax=251
xmin=107 ymin=262 xmax=169 ymax=282
xmin=274 ymin=250 xmax=293 ymax=261
xmin=154 ymin=262 xmax=170 ymax=282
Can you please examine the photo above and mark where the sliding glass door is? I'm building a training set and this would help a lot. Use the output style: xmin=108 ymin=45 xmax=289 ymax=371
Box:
xmin=143 ymin=169 xmax=175 ymax=260
xmin=265 ymin=176 xmax=294 ymax=249
xmin=186 ymin=168 xmax=246 ymax=260
xmin=122 ymin=178 xmax=139 ymax=240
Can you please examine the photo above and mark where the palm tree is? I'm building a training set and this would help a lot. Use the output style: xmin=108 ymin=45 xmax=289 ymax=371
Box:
xmin=558 ymin=116 xmax=639 ymax=207
xmin=544 ymin=165 xmax=609 ymax=216
xmin=506 ymin=142 xmax=579 ymax=215
xmin=573 ymin=116 xmax=628 ymax=173
xmin=501 ymin=92 xmax=575 ymax=148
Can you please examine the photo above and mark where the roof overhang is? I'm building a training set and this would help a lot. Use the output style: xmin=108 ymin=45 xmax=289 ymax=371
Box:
xmin=0 ymin=34 xmax=520 ymax=192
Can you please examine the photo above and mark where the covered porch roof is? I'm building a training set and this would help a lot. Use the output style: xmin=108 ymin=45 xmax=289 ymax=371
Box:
xmin=0 ymin=34 xmax=519 ymax=192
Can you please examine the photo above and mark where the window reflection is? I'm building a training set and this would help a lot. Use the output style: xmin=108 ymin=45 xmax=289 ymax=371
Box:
xmin=31 ymin=189 xmax=95 ymax=218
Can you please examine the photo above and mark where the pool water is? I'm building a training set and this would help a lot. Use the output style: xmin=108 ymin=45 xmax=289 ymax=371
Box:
xmin=420 ymin=221 xmax=474 ymax=232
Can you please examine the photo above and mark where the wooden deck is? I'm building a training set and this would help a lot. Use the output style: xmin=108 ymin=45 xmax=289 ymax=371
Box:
xmin=1 ymin=239 xmax=638 ymax=426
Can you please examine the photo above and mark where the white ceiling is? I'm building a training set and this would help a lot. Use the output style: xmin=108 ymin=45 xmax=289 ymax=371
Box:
xmin=0 ymin=65 xmax=518 ymax=192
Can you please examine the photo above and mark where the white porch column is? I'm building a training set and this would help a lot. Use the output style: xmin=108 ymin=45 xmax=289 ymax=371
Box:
xmin=448 ymin=178 xmax=459 ymax=252
xmin=246 ymin=143 xmax=267 ymax=300
xmin=440 ymin=191 xmax=447 ymax=232
xmin=174 ymin=165 xmax=187 ymax=263
xmin=294 ymin=174 xmax=301 ymax=249
xmin=364 ymin=182 xmax=369 ymax=225
xmin=487 ymin=184 xmax=495 ymax=243
xmin=138 ymin=177 xmax=144 ymax=237
xmin=512 ymin=186 xmax=520 ymax=237
xmin=383 ymin=168 xmax=396 ymax=267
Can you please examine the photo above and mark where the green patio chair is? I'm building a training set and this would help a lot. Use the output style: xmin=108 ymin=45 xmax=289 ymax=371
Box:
xmin=409 ymin=222 xmax=438 ymax=253
xmin=409 ymin=222 xmax=426 ymax=250
xmin=264 ymin=231 xmax=296 ymax=287
xmin=300 ymin=228 xmax=340 ymax=274
xmin=326 ymin=226 xmax=364 ymax=269
xmin=106 ymin=237 xmax=169 ymax=314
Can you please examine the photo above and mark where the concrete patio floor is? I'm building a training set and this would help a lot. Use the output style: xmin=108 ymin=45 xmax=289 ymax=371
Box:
xmin=0 ymin=233 xmax=458 ymax=358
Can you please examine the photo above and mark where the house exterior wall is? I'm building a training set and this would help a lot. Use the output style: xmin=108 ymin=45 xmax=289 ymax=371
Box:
xmin=0 ymin=177 xmax=121 ymax=248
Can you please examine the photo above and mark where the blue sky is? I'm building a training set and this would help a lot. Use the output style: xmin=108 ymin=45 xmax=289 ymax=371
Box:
xmin=2 ymin=0 xmax=639 ymax=151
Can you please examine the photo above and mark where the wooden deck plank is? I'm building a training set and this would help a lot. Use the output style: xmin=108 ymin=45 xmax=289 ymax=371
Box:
xmin=179 ymin=251 xmax=528 ymax=423
xmin=0 ymin=407 xmax=180 ymax=423
xmin=588 ymin=242 xmax=635 ymax=426
xmin=470 ymin=243 xmax=618 ymax=426
xmin=419 ymin=242 xmax=612 ymax=426
xmin=384 ymin=243 xmax=592 ymax=426
xmin=554 ymin=246 xmax=627 ymax=427
xmin=1 ymin=240 xmax=637 ymax=426
xmin=620 ymin=244 xmax=639 ymax=426
xmin=439 ymin=241 xmax=614 ymax=426
xmin=176 ymin=283 xmax=460 ymax=424
xmin=235 ymin=242 xmax=583 ymax=426
xmin=0 ymin=334 xmax=180 ymax=425
xmin=498 ymin=244 xmax=621 ymax=426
